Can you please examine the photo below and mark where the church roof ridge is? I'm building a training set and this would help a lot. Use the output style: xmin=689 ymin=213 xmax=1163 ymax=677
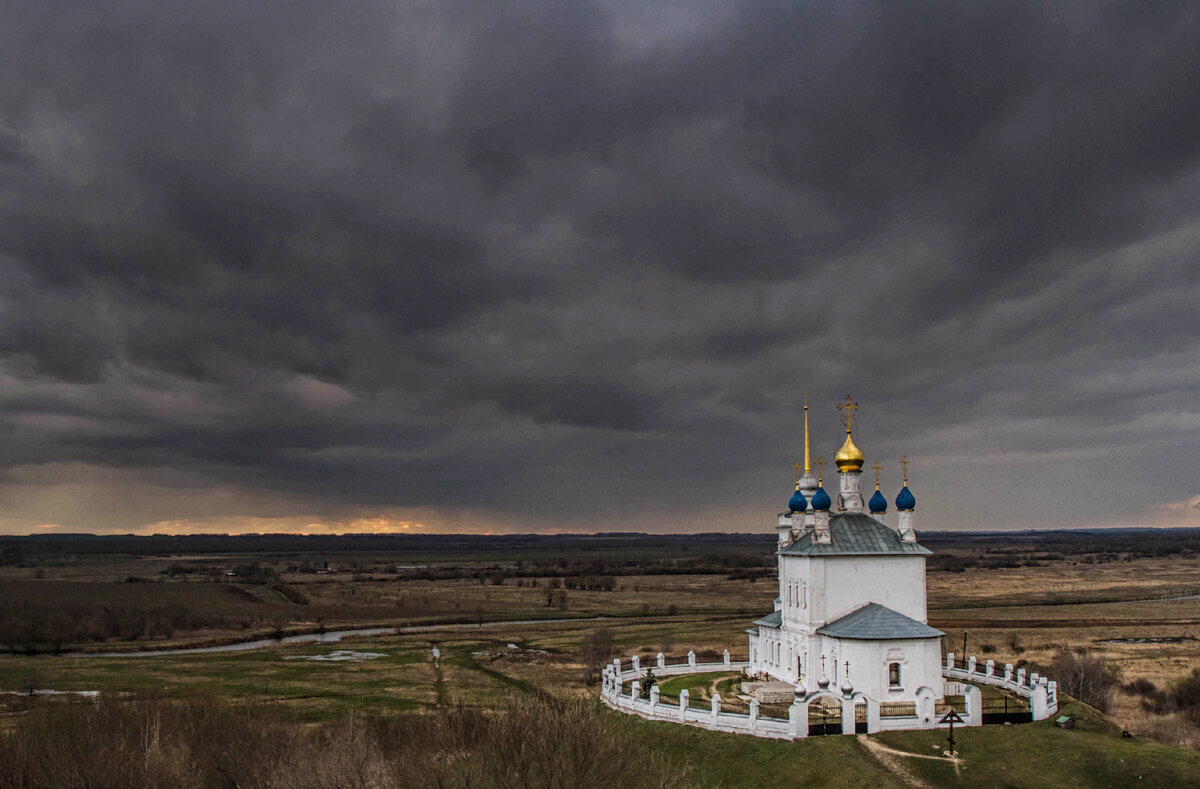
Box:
xmin=777 ymin=512 xmax=931 ymax=556
xmin=815 ymin=602 xmax=944 ymax=640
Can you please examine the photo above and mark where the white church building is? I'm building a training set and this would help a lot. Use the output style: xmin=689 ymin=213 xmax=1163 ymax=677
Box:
xmin=747 ymin=396 xmax=945 ymax=716
xmin=601 ymin=396 xmax=1058 ymax=738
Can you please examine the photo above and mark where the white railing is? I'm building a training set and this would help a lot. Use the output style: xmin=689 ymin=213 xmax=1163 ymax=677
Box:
xmin=600 ymin=650 xmax=1059 ymax=740
xmin=942 ymin=653 xmax=1058 ymax=721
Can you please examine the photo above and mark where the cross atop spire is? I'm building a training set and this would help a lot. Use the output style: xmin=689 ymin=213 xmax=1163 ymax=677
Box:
xmin=816 ymin=456 xmax=824 ymax=486
xmin=899 ymin=455 xmax=911 ymax=485
xmin=871 ymin=461 xmax=883 ymax=491
xmin=837 ymin=394 xmax=859 ymax=432
xmin=790 ymin=460 xmax=802 ymax=486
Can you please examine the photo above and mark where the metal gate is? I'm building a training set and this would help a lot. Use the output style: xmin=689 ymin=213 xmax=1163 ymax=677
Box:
xmin=855 ymin=702 xmax=868 ymax=734
xmin=808 ymin=701 xmax=842 ymax=736
xmin=981 ymin=691 xmax=1030 ymax=724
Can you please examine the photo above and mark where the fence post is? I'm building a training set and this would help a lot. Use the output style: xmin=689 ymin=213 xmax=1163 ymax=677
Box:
xmin=711 ymin=693 xmax=721 ymax=719
xmin=967 ymin=656 xmax=977 ymax=674
xmin=679 ymin=690 xmax=689 ymax=720
xmin=649 ymin=685 xmax=659 ymax=709
xmin=1030 ymin=684 xmax=1049 ymax=720
xmin=841 ymin=697 xmax=856 ymax=735
xmin=749 ymin=698 xmax=759 ymax=729
xmin=632 ymin=654 xmax=640 ymax=673
xmin=1004 ymin=664 xmax=1014 ymax=683
xmin=964 ymin=685 xmax=982 ymax=726
xmin=946 ymin=652 xmax=955 ymax=670
xmin=688 ymin=650 xmax=696 ymax=667
xmin=985 ymin=659 xmax=995 ymax=677
xmin=1016 ymin=668 xmax=1026 ymax=687
xmin=723 ymin=649 xmax=731 ymax=668
xmin=789 ymin=699 xmax=808 ymax=739
xmin=657 ymin=652 xmax=665 ymax=669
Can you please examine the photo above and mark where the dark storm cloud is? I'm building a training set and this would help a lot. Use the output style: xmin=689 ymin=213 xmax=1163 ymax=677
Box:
xmin=2 ymin=1 xmax=1199 ymax=532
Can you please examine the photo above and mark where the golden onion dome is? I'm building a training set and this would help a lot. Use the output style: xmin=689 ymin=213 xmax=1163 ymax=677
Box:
xmin=835 ymin=431 xmax=864 ymax=472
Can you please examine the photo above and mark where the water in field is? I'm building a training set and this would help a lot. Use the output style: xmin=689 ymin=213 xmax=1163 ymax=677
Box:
xmin=69 ymin=616 xmax=611 ymax=658
xmin=76 ymin=627 xmax=398 ymax=657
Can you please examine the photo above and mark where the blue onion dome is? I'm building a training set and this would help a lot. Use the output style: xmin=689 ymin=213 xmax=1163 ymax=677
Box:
xmin=868 ymin=489 xmax=888 ymax=513
xmin=811 ymin=486 xmax=832 ymax=511
xmin=895 ymin=485 xmax=916 ymax=511
xmin=788 ymin=488 xmax=807 ymax=513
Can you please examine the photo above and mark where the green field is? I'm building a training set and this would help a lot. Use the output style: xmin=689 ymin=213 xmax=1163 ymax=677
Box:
xmin=3 ymin=533 xmax=1200 ymax=785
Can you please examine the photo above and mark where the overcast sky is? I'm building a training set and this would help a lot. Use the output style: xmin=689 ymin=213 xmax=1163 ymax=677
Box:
xmin=1 ymin=1 xmax=1198 ymax=536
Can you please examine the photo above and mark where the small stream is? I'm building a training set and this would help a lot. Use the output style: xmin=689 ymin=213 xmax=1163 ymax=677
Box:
xmin=66 ymin=616 xmax=613 ymax=658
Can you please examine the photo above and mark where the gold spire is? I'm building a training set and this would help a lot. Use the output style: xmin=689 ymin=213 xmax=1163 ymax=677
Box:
xmin=803 ymin=390 xmax=811 ymax=474
xmin=834 ymin=394 xmax=864 ymax=472
xmin=899 ymin=455 xmax=910 ymax=486
xmin=871 ymin=462 xmax=883 ymax=491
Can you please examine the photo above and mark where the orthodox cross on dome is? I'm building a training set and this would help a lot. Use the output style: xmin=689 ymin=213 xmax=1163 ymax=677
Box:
xmin=790 ymin=460 xmax=802 ymax=486
xmin=837 ymin=394 xmax=858 ymax=433
xmin=816 ymin=456 xmax=825 ymax=486
xmin=871 ymin=462 xmax=883 ymax=491
xmin=899 ymin=455 xmax=911 ymax=485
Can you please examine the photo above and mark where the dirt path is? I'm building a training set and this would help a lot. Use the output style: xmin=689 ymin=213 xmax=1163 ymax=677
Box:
xmin=856 ymin=735 xmax=961 ymax=788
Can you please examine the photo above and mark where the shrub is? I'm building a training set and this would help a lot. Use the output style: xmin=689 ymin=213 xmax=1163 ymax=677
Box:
xmin=1049 ymin=649 xmax=1119 ymax=712
xmin=1171 ymin=668 xmax=1200 ymax=726
xmin=0 ymin=695 xmax=687 ymax=789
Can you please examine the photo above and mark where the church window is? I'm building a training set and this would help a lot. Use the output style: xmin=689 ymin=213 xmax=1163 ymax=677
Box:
xmin=889 ymin=662 xmax=901 ymax=687
xmin=801 ymin=582 xmax=807 ymax=609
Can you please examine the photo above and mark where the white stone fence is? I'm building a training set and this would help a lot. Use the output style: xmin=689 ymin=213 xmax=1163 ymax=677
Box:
xmin=943 ymin=653 xmax=1058 ymax=721
xmin=601 ymin=653 xmax=794 ymax=739
xmin=600 ymin=650 xmax=1057 ymax=740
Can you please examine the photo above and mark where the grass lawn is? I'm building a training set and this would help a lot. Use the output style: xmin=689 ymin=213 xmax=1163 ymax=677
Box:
xmin=608 ymin=698 xmax=1200 ymax=788
xmin=657 ymin=671 xmax=741 ymax=706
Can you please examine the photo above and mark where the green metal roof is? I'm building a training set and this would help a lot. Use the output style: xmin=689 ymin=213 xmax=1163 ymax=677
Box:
xmin=816 ymin=602 xmax=943 ymax=640
xmin=778 ymin=513 xmax=932 ymax=556
xmin=753 ymin=610 xmax=782 ymax=628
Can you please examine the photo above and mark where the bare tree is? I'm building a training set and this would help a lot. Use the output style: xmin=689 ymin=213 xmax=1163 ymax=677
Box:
xmin=580 ymin=627 xmax=616 ymax=685
xmin=1050 ymin=649 xmax=1119 ymax=711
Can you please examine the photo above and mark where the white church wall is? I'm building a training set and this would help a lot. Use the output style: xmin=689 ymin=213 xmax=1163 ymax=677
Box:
xmin=807 ymin=555 xmax=928 ymax=625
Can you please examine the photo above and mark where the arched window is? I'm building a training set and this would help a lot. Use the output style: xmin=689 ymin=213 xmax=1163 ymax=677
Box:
xmin=889 ymin=662 xmax=902 ymax=687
